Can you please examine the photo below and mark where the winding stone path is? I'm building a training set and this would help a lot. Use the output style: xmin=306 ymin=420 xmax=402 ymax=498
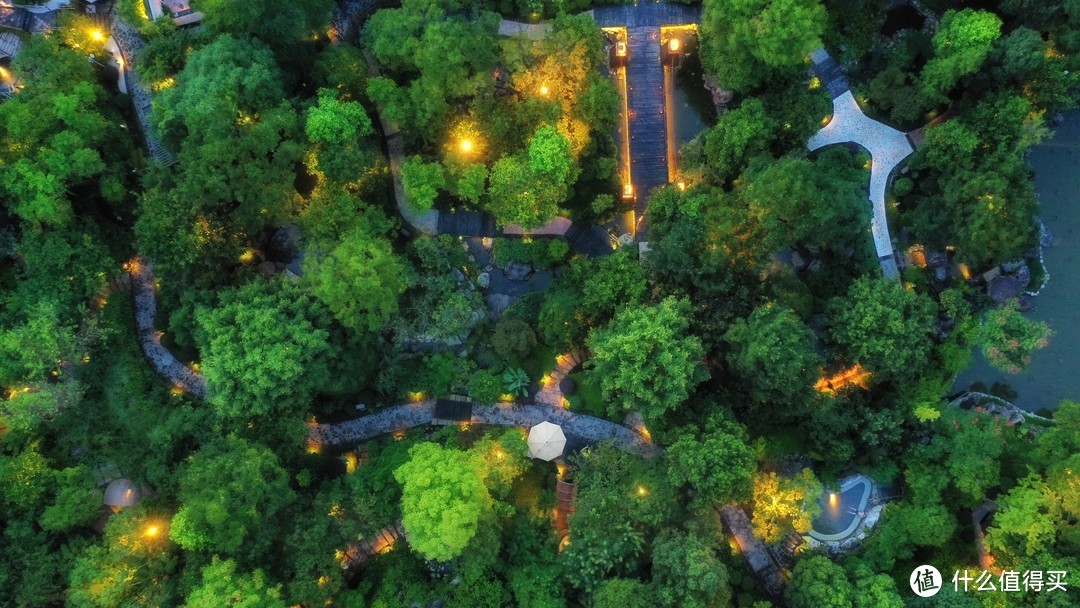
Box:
xmin=807 ymin=49 xmax=912 ymax=279
xmin=109 ymin=16 xmax=176 ymax=165
xmin=535 ymin=351 xmax=583 ymax=407
xmin=310 ymin=399 xmax=657 ymax=458
xmin=130 ymin=259 xmax=207 ymax=397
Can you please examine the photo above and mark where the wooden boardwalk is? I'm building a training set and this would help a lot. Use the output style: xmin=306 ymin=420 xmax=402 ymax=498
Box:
xmin=626 ymin=26 xmax=669 ymax=219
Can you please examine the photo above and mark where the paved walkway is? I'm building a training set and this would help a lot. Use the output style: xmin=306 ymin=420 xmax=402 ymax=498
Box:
xmin=535 ymin=351 xmax=583 ymax=407
xmin=130 ymin=258 xmax=207 ymax=397
xmin=109 ymin=16 xmax=176 ymax=165
xmin=310 ymin=399 xmax=658 ymax=457
xmin=807 ymin=50 xmax=912 ymax=279
xmin=593 ymin=3 xmax=700 ymax=236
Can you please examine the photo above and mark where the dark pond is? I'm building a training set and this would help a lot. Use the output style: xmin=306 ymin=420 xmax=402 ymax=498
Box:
xmin=953 ymin=112 xmax=1080 ymax=414
xmin=672 ymin=44 xmax=714 ymax=146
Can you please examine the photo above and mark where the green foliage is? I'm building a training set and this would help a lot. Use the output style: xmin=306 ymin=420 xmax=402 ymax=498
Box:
xmin=153 ymin=35 xmax=302 ymax=235
xmin=468 ymin=370 xmax=504 ymax=403
xmin=724 ymin=304 xmax=820 ymax=406
xmin=592 ymin=579 xmax=650 ymax=608
xmin=785 ymin=556 xmax=853 ymax=608
xmin=492 ymin=238 xmax=567 ymax=269
xmin=198 ymin=0 xmax=332 ymax=47
xmin=306 ymin=88 xmax=376 ymax=183
xmin=394 ymin=442 xmax=490 ymax=562
xmin=744 ymin=151 xmax=870 ymax=251
xmin=197 ymin=280 xmax=332 ymax=419
xmin=985 ymin=475 xmax=1058 ymax=560
xmin=486 ymin=152 xmax=564 ymax=229
xmin=979 ymin=299 xmax=1052 ymax=374
xmin=587 ymin=297 xmax=708 ymax=423
xmin=491 ymin=319 xmax=538 ymax=362
xmin=827 ymin=277 xmax=936 ymax=381
xmin=170 ymin=437 xmax=295 ymax=558
xmin=666 ymin=420 xmax=756 ymax=507
xmin=651 ymin=527 xmax=732 ymax=608
xmin=39 ymin=466 xmax=101 ymax=533
xmin=701 ymin=0 xmax=826 ymax=91
xmin=750 ymin=469 xmax=822 ymax=542
xmin=68 ymin=507 xmax=180 ymax=607
xmin=1 ymin=36 xmax=129 ymax=227
xmin=402 ymin=155 xmax=446 ymax=212
xmin=303 ymin=224 xmax=407 ymax=332
xmin=183 ymin=557 xmax=287 ymax=608
xmin=503 ymin=367 xmax=530 ymax=397
xmin=703 ymin=98 xmax=776 ymax=182
xmin=564 ymin=443 xmax=675 ymax=591
xmin=922 ymin=9 xmax=1002 ymax=102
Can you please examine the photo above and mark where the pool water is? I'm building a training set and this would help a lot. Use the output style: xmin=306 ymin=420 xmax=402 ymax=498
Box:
xmin=809 ymin=476 xmax=873 ymax=542
xmin=952 ymin=112 xmax=1080 ymax=414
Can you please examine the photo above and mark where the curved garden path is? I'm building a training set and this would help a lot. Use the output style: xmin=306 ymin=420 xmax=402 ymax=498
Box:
xmin=311 ymin=399 xmax=658 ymax=458
xmin=807 ymin=49 xmax=913 ymax=280
xmin=130 ymin=258 xmax=207 ymax=397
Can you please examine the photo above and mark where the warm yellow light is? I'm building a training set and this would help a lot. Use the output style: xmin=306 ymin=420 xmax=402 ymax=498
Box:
xmin=622 ymin=183 xmax=634 ymax=200
xmin=676 ymin=181 xmax=686 ymax=191
xmin=539 ymin=84 xmax=550 ymax=96
xmin=829 ymin=492 xmax=837 ymax=506
xmin=145 ymin=525 xmax=160 ymax=538
xmin=637 ymin=485 xmax=648 ymax=497
xmin=91 ymin=30 xmax=104 ymax=42
xmin=668 ymin=38 xmax=680 ymax=52
xmin=459 ymin=139 xmax=474 ymax=153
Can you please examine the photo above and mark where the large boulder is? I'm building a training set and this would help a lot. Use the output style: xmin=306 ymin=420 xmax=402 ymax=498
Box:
xmin=504 ymin=260 xmax=533 ymax=281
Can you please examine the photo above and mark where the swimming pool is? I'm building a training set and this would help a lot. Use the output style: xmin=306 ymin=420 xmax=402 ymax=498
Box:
xmin=808 ymin=475 xmax=873 ymax=542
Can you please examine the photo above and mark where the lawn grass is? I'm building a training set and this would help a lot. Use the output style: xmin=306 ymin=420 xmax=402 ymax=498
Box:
xmin=566 ymin=370 xmax=610 ymax=420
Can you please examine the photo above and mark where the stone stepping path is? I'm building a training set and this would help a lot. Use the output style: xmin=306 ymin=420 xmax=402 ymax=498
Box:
xmin=535 ymin=351 xmax=583 ymax=407
xmin=310 ymin=398 xmax=657 ymax=458
xmin=130 ymin=258 xmax=207 ymax=397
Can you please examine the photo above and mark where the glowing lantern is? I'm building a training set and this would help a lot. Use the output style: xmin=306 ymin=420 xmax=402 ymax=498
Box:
xmin=668 ymin=38 xmax=680 ymax=53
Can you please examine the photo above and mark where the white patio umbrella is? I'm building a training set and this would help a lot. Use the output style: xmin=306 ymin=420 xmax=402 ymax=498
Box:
xmin=527 ymin=421 xmax=566 ymax=461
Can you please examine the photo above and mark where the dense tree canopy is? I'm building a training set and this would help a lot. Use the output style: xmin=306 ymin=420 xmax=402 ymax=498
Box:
xmin=394 ymin=442 xmax=491 ymax=562
xmin=196 ymin=281 xmax=332 ymax=419
xmin=587 ymin=297 xmax=708 ymax=423
xmin=827 ymin=277 xmax=937 ymax=381
xmin=170 ymin=437 xmax=295 ymax=558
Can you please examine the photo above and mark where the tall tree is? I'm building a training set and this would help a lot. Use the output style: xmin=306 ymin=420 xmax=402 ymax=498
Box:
xmin=978 ymin=299 xmax=1052 ymax=374
xmin=701 ymin=0 xmax=826 ymax=91
xmin=198 ymin=0 xmax=332 ymax=47
xmin=587 ymin=297 xmax=708 ymax=423
xmin=827 ymin=277 xmax=937 ymax=381
xmin=394 ymin=442 xmax=490 ymax=562
xmin=724 ymin=303 xmax=821 ymax=405
xmin=666 ymin=420 xmax=756 ymax=508
xmin=183 ymin=557 xmax=287 ymax=608
xmin=153 ymin=35 xmax=302 ymax=234
xmin=651 ymin=528 xmax=732 ymax=608
xmin=785 ymin=555 xmax=854 ymax=608
xmin=170 ymin=437 xmax=295 ymax=558
xmin=922 ymin=9 xmax=1002 ymax=101
xmin=303 ymin=225 xmax=407 ymax=332
xmin=750 ymin=469 xmax=822 ymax=542
xmin=196 ymin=281 xmax=332 ymax=419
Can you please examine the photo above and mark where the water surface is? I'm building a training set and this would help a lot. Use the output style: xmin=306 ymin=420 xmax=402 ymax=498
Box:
xmin=952 ymin=112 xmax=1080 ymax=413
